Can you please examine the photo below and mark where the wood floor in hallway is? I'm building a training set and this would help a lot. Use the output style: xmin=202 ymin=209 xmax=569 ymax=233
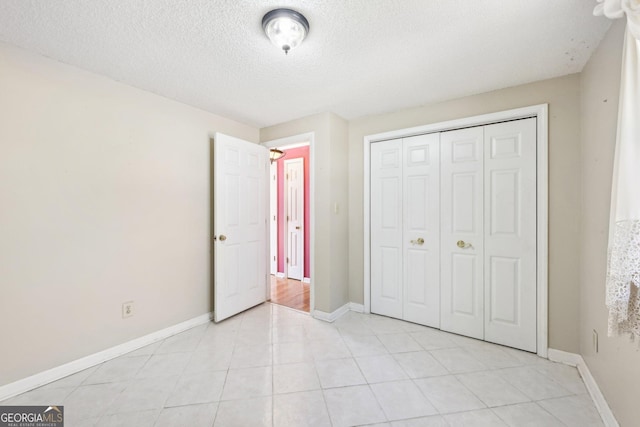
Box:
xmin=270 ymin=275 xmax=310 ymax=312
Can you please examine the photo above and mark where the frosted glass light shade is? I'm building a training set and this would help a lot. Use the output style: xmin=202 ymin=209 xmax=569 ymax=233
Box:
xmin=269 ymin=148 xmax=285 ymax=163
xmin=262 ymin=9 xmax=310 ymax=55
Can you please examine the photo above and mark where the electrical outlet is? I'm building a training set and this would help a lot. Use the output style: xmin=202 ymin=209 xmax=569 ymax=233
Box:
xmin=122 ymin=301 xmax=134 ymax=319
xmin=593 ymin=329 xmax=598 ymax=353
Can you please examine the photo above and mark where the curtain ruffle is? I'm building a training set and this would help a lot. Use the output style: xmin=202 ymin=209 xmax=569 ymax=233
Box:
xmin=607 ymin=220 xmax=640 ymax=338
xmin=594 ymin=0 xmax=640 ymax=40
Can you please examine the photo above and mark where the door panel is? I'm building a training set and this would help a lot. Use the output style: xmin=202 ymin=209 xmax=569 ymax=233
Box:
xmin=381 ymin=247 xmax=401 ymax=299
xmin=440 ymin=127 xmax=484 ymax=339
xmin=406 ymin=249 xmax=427 ymax=304
xmin=371 ymin=140 xmax=403 ymax=319
xmin=224 ymin=244 xmax=240 ymax=297
xmin=381 ymin=177 xmax=400 ymax=227
xmin=285 ymin=159 xmax=304 ymax=280
xmin=489 ymin=256 xmax=520 ymax=323
xmin=490 ymin=170 xmax=519 ymax=235
xmin=402 ymin=134 xmax=440 ymax=327
xmin=246 ymin=241 xmax=260 ymax=289
xmin=452 ymin=173 xmax=479 ymax=232
xmin=451 ymin=253 xmax=478 ymax=315
xmin=484 ymin=118 xmax=537 ymax=352
xmin=214 ymin=133 xmax=268 ymax=322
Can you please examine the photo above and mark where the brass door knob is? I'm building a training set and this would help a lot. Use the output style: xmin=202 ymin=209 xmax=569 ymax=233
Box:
xmin=411 ymin=238 xmax=425 ymax=245
xmin=219 ymin=235 xmax=227 ymax=242
xmin=457 ymin=240 xmax=471 ymax=248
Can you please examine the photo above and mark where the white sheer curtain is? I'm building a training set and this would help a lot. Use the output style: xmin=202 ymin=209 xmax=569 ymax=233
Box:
xmin=594 ymin=1 xmax=640 ymax=338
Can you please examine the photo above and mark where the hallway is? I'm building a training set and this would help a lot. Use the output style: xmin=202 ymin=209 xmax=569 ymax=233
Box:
xmin=270 ymin=275 xmax=310 ymax=312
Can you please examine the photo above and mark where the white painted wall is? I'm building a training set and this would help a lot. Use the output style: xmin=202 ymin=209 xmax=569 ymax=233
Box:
xmin=0 ymin=42 xmax=258 ymax=386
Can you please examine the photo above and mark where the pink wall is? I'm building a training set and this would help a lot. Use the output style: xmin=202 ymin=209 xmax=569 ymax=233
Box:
xmin=276 ymin=146 xmax=310 ymax=278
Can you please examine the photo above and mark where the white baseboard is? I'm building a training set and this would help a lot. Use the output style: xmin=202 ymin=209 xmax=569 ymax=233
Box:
xmin=312 ymin=303 xmax=350 ymax=323
xmin=547 ymin=348 xmax=583 ymax=366
xmin=0 ymin=312 xmax=214 ymax=402
xmin=349 ymin=303 xmax=365 ymax=313
xmin=275 ymin=272 xmax=285 ymax=279
xmin=303 ymin=277 xmax=311 ymax=283
xmin=577 ymin=360 xmax=620 ymax=427
xmin=313 ymin=302 xmax=366 ymax=322
xmin=547 ymin=348 xmax=619 ymax=427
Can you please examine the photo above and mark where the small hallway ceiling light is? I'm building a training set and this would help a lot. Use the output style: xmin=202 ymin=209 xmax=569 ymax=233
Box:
xmin=270 ymin=148 xmax=286 ymax=163
xmin=262 ymin=8 xmax=310 ymax=55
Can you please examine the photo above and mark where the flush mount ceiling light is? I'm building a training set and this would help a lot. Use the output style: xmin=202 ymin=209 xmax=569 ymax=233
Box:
xmin=262 ymin=8 xmax=310 ymax=55
xmin=269 ymin=148 xmax=286 ymax=163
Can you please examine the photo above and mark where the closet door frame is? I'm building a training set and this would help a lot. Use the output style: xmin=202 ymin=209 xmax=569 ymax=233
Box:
xmin=363 ymin=104 xmax=549 ymax=358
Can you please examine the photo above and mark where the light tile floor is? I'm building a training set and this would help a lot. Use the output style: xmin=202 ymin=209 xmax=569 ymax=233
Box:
xmin=0 ymin=303 xmax=604 ymax=427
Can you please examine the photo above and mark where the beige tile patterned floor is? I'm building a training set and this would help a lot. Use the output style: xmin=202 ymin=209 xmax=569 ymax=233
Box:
xmin=0 ymin=303 xmax=605 ymax=426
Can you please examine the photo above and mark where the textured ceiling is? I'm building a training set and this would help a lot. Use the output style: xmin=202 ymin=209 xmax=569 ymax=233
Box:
xmin=0 ymin=0 xmax=610 ymax=128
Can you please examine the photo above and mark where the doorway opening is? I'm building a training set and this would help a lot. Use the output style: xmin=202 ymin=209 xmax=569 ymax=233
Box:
xmin=265 ymin=138 xmax=313 ymax=313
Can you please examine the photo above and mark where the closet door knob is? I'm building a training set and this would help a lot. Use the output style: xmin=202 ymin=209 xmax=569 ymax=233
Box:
xmin=457 ymin=240 xmax=472 ymax=248
xmin=411 ymin=238 xmax=425 ymax=245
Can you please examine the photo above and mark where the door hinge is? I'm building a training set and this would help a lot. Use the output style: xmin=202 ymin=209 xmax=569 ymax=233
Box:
xmin=287 ymin=257 xmax=290 ymax=263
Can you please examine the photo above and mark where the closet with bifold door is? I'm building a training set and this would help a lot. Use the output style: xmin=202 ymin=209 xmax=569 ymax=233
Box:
xmin=370 ymin=117 xmax=537 ymax=352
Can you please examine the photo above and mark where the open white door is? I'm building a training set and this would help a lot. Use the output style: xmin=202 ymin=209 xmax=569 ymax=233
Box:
xmin=285 ymin=158 xmax=304 ymax=281
xmin=214 ymin=133 xmax=269 ymax=322
xmin=270 ymin=161 xmax=278 ymax=275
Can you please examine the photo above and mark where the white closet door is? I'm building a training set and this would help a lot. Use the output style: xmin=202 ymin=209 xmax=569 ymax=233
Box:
xmin=440 ymin=127 xmax=485 ymax=340
xmin=371 ymin=139 xmax=403 ymax=319
xmin=484 ymin=118 xmax=537 ymax=352
xmin=403 ymin=134 xmax=440 ymax=327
